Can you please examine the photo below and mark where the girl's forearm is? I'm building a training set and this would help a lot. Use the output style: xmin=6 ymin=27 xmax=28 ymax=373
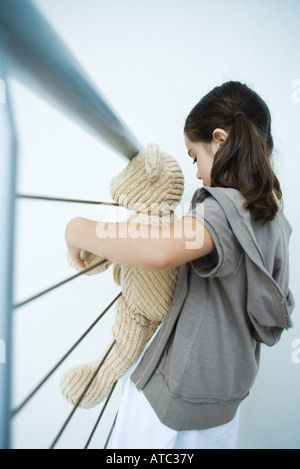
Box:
xmin=65 ymin=217 xmax=168 ymax=271
xmin=65 ymin=216 xmax=214 ymax=271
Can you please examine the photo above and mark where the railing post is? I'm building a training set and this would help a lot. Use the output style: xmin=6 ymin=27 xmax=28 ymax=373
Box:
xmin=0 ymin=40 xmax=18 ymax=450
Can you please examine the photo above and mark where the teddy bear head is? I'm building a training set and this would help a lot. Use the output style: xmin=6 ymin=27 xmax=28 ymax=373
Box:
xmin=110 ymin=143 xmax=184 ymax=215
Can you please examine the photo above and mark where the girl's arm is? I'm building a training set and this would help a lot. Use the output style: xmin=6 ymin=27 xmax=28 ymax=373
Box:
xmin=65 ymin=216 xmax=215 ymax=272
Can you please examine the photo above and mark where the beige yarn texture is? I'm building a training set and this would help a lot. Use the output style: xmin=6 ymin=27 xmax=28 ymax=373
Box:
xmin=60 ymin=143 xmax=184 ymax=408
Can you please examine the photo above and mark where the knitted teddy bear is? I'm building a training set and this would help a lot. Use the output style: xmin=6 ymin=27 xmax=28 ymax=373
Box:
xmin=60 ymin=143 xmax=184 ymax=408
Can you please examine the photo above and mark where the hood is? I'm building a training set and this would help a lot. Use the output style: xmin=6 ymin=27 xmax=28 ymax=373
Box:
xmin=202 ymin=186 xmax=295 ymax=346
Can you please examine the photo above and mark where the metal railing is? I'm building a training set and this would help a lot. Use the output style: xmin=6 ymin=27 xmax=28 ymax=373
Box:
xmin=0 ymin=0 xmax=144 ymax=449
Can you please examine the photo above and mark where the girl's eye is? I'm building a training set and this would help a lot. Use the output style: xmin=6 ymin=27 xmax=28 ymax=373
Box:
xmin=192 ymin=158 xmax=197 ymax=164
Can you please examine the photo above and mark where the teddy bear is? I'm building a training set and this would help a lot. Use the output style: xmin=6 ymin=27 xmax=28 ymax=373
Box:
xmin=60 ymin=143 xmax=184 ymax=408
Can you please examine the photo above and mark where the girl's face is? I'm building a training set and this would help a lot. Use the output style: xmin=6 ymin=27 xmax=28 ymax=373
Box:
xmin=184 ymin=135 xmax=219 ymax=187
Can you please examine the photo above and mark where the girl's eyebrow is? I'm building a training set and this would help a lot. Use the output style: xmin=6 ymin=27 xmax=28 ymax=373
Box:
xmin=188 ymin=149 xmax=193 ymax=157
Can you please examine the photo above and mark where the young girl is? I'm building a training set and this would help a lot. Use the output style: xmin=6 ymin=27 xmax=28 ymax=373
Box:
xmin=65 ymin=81 xmax=294 ymax=449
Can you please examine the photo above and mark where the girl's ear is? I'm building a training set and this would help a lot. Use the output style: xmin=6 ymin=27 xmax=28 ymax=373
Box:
xmin=212 ymin=128 xmax=228 ymax=145
xmin=145 ymin=143 xmax=162 ymax=181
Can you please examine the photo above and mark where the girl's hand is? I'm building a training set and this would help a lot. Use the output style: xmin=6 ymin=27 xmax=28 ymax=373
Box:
xmin=67 ymin=244 xmax=86 ymax=270
xmin=65 ymin=218 xmax=87 ymax=270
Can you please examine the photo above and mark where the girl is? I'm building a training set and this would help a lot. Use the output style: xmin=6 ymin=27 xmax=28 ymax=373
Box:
xmin=65 ymin=81 xmax=294 ymax=449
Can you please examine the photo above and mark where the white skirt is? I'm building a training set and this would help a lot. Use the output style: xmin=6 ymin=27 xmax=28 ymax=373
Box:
xmin=110 ymin=329 xmax=240 ymax=450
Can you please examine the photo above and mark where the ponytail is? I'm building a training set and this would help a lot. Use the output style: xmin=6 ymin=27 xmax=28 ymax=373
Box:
xmin=211 ymin=114 xmax=282 ymax=222
xmin=184 ymin=81 xmax=282 ymax=223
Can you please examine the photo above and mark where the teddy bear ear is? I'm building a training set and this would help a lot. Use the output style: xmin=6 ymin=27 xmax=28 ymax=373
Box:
xmin=145 ymin=143 xmax=162 ymax=182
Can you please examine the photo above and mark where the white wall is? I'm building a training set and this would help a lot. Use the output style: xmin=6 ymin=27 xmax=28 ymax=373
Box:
xmin=9 ymin=0 xmax=300 ymax=449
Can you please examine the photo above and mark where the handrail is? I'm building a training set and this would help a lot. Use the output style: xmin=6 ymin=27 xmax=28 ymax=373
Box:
xmin=14 ymin=259 xmax=108 ymax=309
xmin=17 ymin=194 xmax=120 ymax=206
xmin=0 ymin=0 xmax=144 ymax=160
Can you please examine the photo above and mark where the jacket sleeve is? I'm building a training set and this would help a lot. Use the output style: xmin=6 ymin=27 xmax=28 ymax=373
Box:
xmin=186 ymin=194 xmax=243 ymax=277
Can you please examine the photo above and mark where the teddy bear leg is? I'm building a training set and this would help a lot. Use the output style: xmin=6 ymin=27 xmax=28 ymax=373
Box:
xmin=60 ymin=296 xmax=151 ymax=408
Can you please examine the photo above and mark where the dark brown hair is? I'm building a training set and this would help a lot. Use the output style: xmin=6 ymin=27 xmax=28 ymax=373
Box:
xmin=184 ymin=81 xmax=282 ymax=222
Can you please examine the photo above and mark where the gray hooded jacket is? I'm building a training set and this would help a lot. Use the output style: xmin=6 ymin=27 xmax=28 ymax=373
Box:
xmin=131 ymin=187 xmax=295 ymax=431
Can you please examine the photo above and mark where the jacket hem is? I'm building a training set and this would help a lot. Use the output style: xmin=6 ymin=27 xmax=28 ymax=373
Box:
xmin=132 ymin=371 xmax=244 ymax=431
